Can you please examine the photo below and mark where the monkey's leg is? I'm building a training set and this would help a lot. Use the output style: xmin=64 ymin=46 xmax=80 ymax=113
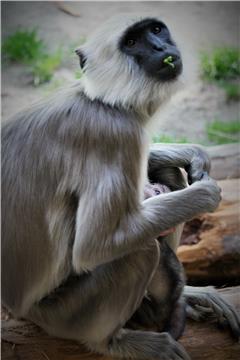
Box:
xmin=27 ymin=240 xmax=189 ymax=360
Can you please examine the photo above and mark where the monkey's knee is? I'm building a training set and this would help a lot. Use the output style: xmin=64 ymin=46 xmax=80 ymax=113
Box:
xmin=27 ymin=244 xmax=159 ymax=343
xmin=85 ymin=243 xmax=160 ymax=341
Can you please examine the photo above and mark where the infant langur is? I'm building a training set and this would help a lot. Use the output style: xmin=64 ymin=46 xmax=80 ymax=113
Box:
xmin=128 ymin=182 xmax=186 ymax=341
xmin=2 ymin=14 xmax=239 ymax=360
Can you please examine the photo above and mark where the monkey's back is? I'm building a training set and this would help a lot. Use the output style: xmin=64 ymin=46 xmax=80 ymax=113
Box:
xmin=1 ymin=100 xmax=74 ymax=316
xmin=1 ymin=86 xmax=146 ymax=316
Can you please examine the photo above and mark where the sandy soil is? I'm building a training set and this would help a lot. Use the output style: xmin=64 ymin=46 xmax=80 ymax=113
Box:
xmin=1 ymin=1 xmax=240 ymax=143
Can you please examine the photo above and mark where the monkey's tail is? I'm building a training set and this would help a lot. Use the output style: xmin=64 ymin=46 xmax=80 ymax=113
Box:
xmin=88 ymin=328 xmax=190 ymax=359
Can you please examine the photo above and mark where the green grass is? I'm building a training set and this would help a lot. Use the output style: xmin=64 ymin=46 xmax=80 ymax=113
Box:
xmin=152 ymin=134 xmax=190 ymax=144
xmin=200 ymin=47 xmax=240 ymax=101
xmin=220 ymin=82 xmax=240 ymax=101
xmin=200 ymin=47 xmax=240 ymax=82
xmin=3 ymin=28 xmax=63 ymax=85
xmin=2 ymin=29 xmax=45 ymax=63
xmin=206 ymin=120 xmax=240 ymax=144
xmin=2 ymin=29 xmax=86 ymax=86
xmin=32 ymin=49 xmax=62 ymax=85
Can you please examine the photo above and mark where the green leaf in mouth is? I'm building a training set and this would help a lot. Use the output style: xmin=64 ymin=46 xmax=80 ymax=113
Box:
xmin=163 ymin=56 xmax=175 ymax=68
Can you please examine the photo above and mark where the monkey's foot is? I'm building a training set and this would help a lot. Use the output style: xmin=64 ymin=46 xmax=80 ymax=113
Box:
xmin=184 ymin=286 xmax=240 ymax=340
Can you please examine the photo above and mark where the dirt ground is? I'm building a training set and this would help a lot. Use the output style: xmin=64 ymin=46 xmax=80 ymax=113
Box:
xmin=1 ymin=1 xmax=240 ymax=143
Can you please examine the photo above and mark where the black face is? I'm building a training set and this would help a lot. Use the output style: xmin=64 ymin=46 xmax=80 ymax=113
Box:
xmin=119 ymin=18 xmax=182 ymax=82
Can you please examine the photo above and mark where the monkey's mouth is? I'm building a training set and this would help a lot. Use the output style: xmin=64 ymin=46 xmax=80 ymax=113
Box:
xmin=157 ymin=55 xmax=183 ymax=81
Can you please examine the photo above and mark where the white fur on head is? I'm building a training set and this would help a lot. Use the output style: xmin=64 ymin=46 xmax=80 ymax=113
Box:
xmin=77 ymin=15 xmax=182 ymax=118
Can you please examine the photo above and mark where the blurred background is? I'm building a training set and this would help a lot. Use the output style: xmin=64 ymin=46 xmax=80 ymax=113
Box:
xmin=1 ymin=1 xmax=240 ymax=285
xmin=2 ymin=1 xmax=240 ymax=145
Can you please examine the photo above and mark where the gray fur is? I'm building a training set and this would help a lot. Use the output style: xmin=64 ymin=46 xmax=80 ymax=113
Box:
xmin=184 ymin=286 xmax=240 ymax=340
xmin=2 ymin=15 xmax=235 ymax=360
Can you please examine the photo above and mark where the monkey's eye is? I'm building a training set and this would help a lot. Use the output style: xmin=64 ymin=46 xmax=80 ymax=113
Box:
xmin=154 ymin=189 xmax=161 ymax=195
xmin=152 ymin=26 xmax=161 ymax=34
xmin=126 ymin=39 xmax=136 ymax=47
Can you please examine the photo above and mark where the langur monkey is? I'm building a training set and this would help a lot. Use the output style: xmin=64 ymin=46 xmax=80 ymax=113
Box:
xmin=2 ymin=15 xmax=239 ymax=360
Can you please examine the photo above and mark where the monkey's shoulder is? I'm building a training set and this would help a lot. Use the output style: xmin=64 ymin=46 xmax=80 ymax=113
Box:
xmin=49 ymin=88 xmax=145 ymax=150
xmin=3 ymin=86 xmax=142 ymax=143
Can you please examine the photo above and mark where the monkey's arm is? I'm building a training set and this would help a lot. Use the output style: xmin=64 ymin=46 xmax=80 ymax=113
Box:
xmin=72 ymin=176 xmax=221 ymax=272
xmin=149 ymin=144 xmax=210 ymax=184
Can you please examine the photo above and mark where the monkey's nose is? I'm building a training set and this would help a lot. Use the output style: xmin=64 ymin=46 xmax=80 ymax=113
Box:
xmin=153 ymin=44 xmax=166 ymax=52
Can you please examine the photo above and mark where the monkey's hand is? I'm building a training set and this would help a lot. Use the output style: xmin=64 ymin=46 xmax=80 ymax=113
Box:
xmin=184 ymin=286 xmax=240 ymax=340
xmin=183 ymin=145 xmax=211 ymax=185
xmin=189 ymin=174 xmax=222 ymax=214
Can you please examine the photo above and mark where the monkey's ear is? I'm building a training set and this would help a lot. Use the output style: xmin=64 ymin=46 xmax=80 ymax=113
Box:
xmin=75 ymin=48 xmax=87 ymax=69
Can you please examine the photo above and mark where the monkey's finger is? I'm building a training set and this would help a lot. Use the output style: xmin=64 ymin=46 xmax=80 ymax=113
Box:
xmin=193 ymin=292 xmax=240 ymax=339
xmin=186 ymin=304 xmax=210 ymax=321
xmin=210 ymin=294 xmax=240 ymax=340
xmin=210 ymin=293 xmax=239 ymax=324
xmin=194 ymin=304 xmax=214 ymax=314
xmin=194 ymin=304 xmax=216 ymax=321
xmin=162 ymin=336 xmax=191 ymax=360
xmin=204 ymin=299 xmax=225 ymax=321
xmin=185 ymin=288 xmax=240 ymax=339
xmin=173 ymin=341 xmax=191 ymax=360
xmin=150 ymin=333 xmax=190 ymax=360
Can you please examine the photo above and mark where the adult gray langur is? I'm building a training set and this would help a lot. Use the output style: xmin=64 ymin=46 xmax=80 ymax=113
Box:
xmin=2 ymin=15 xmax=240 ymax=360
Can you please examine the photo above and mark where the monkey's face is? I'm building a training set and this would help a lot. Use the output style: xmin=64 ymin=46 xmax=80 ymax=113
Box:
xmin=76 ymin=16 xmax=183 ymax=113
xmin=119 ymin=18 xmax=182 ymax=82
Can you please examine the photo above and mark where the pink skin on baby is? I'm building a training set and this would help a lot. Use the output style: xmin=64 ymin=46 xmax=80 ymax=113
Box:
xmin=144 ymin=183 xmax=176 ymax=236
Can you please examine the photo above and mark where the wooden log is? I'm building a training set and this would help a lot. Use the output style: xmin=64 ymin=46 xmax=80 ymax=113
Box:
xmin=178 ymin=178 xmax=240 ymax=284
xmin=207 ymin=144 xmax=240 ymax=180
xmin=2 ymin=287 xmax=240 ymax=360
